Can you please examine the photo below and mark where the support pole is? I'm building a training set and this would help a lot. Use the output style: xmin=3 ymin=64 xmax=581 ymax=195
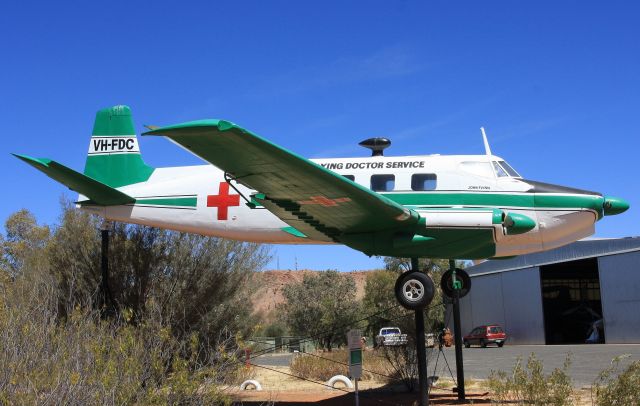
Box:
xmin=450 ymin=259 xmax=466 ymax=401
xmin=100 ymin=221 xmax=115 ymax=315
xmin=412 ymin=258 xmax=429 ymax=406
xmin=415 ymin=308 xmax=429 ymax=406
xmin=354 ymin=378 xmax=359 ymax=406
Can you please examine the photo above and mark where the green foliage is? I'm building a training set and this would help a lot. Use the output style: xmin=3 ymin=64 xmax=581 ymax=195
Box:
xmin=0 ymin=281 xmax=237 ymax=404
xmin=1 ymin=208 xmax=50 ymax=278
xmin=487 ymin=353 xmax=574 ymax=405
xmin=0 ymin=202 xmax=270 ymax=404
xmin=383 ymin=256 xmax=455 ymax=276
xmin=279 ymin=270 xmax=361 ymax=351
xmin=46 ymin=200 xmax=102 ymax=310
xmin=3 ymin=200 xmax=270 ymax=342
xmin=362 ymin=269 xmax=414 ymax=339
xmin=592 ymin=356 xmax=640 ymax=406
xmin=258 ymin=321 xmax=287 ymax=337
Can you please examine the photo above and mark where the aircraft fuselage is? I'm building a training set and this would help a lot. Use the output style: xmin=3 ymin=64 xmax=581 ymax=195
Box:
xmin=82 ymin=153 xmax=607 ymax=259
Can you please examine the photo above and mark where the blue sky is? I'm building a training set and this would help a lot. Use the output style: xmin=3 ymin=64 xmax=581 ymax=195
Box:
xmin=1 ymin=1 xmax=638 ymax=271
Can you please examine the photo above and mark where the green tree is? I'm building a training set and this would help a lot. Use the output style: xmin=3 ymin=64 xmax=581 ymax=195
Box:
xmin=46 ymin=201 xmax=102 ymax=311
xmin=152 ymin=233 xmax=269 ymax=342
xmin=0 ymin=203 xmax=269 ymax=403
xmin=362 ymin=269 xmax=413 ymax=342
xmin=3 ymin=201 xmax=270 ymax=346
xmin=1 ymin=209 xmax=50 ymax=279
xmin=279 ymin=270 xmax=360 ymax=351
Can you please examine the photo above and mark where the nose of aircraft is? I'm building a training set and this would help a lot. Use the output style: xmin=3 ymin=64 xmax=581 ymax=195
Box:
xmin=523 ymin=179 xmax=629 ymax=218
xmin=603 ymin=196 xmax=630 ymax=216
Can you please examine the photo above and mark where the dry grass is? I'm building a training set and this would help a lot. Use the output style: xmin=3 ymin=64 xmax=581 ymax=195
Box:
xmin=289 ymin=349 xmax=394 ymax=383
xmin=0 ymin=280 xmax=249 ymax=405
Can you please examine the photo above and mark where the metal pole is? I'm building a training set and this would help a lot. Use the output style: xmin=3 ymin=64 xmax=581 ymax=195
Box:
xmin=450 ymin=259 xmax=466 ymax=401
xmin=412 ymin=257 xmax=429 ymax=406
xmin=354 ymin=378 xmax=359 ymax=406
xmin=100 ymin=221 xmax=114 ymax=314
xmin=415 ymin=308 xmax=429 ymax=406
xmin=101 ymin=228 xmax=109 ymax=303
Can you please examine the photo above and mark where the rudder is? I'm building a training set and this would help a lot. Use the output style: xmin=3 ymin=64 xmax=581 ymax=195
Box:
xmin=84 ymin=105 xmax=154 ymax=187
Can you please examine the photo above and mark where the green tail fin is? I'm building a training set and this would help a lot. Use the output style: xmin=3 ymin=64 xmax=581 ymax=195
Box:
xmin=84 ymin=105 xmax=154 ymax=187
xmin=13 ymin=154 xmax=135 ymax=206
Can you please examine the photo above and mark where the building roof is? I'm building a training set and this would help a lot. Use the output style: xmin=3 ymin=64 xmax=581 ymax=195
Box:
xmin=468 ymin=237 xmax=640 ymax=277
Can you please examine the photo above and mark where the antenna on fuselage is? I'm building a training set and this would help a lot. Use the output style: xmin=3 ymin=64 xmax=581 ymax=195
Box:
xmin=480 ymin=127 xmax=492 ymax=156
xmin=359 ymin=137 xmax=391 ymax=157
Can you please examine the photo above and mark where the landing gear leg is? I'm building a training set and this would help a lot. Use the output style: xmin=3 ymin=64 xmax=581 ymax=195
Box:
xmin=394 ymin=258 xmax=434 ymax=406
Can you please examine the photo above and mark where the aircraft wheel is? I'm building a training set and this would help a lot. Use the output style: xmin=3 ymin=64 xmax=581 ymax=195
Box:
xmin=441 ymin=268 xmax=472 ymax=299
xmin=394 ymin=271 xmax=435 ymax=310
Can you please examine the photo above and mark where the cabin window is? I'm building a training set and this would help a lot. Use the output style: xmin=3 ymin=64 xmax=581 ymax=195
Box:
xmin=371 ymin=174 xmax=395 ymax=191
xmin=343 ymin=175 xmax=355 ymax=181
xmin=411 ymin=174 xmax=437 ymax=191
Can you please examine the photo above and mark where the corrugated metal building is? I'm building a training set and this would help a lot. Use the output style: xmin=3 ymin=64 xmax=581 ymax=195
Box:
xmin=449 ymin=237 xmax=640 ymax=345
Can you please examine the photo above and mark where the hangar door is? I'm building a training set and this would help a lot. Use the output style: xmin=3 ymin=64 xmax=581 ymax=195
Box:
xmin=540 ymin=258 xmax=604 ymax=344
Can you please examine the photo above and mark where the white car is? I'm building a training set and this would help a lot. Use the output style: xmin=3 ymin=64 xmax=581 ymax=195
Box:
xmin=376 ymin=327 xmax=408 ymax=346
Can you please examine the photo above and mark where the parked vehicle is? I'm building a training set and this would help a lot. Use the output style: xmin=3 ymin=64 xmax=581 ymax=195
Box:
xmin=426 ymin=333 xmax=436 ymax=348
xmin=376 ymin=327 xmax=408 ymax=346
xmin=463 ymin=325 xmax=506 ymax=348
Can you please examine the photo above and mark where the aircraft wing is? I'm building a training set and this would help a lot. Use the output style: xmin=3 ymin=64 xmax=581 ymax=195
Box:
xmin=13 ymin=154 xmax=135 ymax=206
xmin=144 ymin=120 xmax=418 ymax=242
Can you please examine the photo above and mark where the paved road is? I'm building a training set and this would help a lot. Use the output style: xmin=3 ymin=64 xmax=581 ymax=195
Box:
xmin=252 ymin=344 xmax=640 ymax=386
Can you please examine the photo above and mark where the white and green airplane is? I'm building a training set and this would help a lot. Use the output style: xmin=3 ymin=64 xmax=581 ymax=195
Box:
xmin=14 ymin=105 xmax=629 ymax=309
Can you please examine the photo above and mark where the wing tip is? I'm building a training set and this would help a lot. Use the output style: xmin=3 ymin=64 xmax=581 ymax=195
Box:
xmin=12 ymin=153 xmax=52 ymax=167
xmin=142 ymin=119 xmax=230 ymax=136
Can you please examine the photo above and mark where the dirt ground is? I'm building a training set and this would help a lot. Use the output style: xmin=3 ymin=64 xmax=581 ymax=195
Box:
xmin=229 ymin=365 xmax=491 ymax=405
xmin=229 ymin=366 xmax=595 ymax=405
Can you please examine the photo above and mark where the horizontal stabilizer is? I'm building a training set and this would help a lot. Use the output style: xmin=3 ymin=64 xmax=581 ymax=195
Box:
xmin=13 ymin=154 xmax=135 ymax=206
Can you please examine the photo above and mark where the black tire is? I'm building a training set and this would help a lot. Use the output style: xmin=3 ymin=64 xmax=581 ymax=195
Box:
xmin=394 ymin=271 xmax=435 ymax=310
xmin=480 ymin=339 xmax=487 ymax=348
xmin=440 ymin=268 xmax=472 ymax=299
xmin=497 ymin=342 xmax=504 ymax=348
xmin=464 ymin=340 xmax=470 ymax=348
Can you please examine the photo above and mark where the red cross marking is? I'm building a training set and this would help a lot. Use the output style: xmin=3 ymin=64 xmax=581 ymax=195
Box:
xmin=298 ymin=196 xmax=352 ymax=207
xmin=207 ymin=182 xmax=240 ymax=220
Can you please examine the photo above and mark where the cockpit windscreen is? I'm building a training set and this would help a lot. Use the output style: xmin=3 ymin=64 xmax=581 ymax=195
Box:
xmin=496 ymin=161 xmax=521 ymax=177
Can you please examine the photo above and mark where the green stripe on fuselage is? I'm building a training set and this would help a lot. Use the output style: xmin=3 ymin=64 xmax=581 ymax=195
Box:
xmin=134 ymin=196 xmax=197 ymax=207
xmin=383 ymin=192 xmax=603 ymax=214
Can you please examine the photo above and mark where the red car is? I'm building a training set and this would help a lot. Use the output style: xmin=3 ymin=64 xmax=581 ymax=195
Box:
xmin=463 ymin=325 xmax=506 ymax=348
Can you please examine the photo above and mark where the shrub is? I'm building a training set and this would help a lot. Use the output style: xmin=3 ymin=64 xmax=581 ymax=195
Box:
xmin=592 ymin=356 xmax=640 ymax=406
xmin=290 ymin=351 xmax=349 ymax=381
xmin=0 ymin=205 xmax=268 ymax=405
xmin=0 ymin=288 xmax=238 ymax=405
xmin=379 ymin=344 xmax=419 ymax=391
xmin=289 ymin=349 xmax=391 ymax=383
xmin=487 ymin=353 xmax=573 ymax=405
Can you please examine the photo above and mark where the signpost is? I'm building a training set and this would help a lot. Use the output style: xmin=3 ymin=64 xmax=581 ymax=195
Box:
xmin=347 ymin=329 xmax=362 ymax=406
